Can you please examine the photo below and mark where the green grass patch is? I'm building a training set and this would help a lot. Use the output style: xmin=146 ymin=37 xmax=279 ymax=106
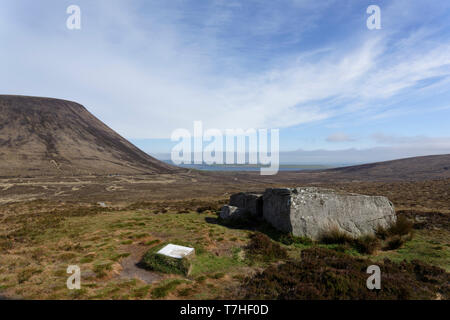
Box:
xmin=144 ymin=239 xmax=160 ymax=246
xmin=80 ymin=255 xmax=95 ymax=263
xmin=151 ymin=279 xmax=185 ymax=299
xmin=111 ymin=252 xmax=130 ymax=262
xmin=132 ymin=285 xmax=150 ymax=298
xmin=177 ymin=287 xmax=195 ymax=297
xmin=190 ymin=251 xmax=244 ymax=276
xmin=93 ymin=262 xmax=113 ymax=277
xmin=373 ymin=230 xmax=450 ymax=271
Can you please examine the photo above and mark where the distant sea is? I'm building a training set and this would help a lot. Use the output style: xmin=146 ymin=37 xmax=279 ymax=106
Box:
xmin=162 ymin=161 xmax=335 ymax=172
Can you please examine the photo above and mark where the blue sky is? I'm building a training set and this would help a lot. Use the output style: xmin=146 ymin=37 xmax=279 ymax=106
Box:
xmin=1 ymin=0 xmax=450 ymax=162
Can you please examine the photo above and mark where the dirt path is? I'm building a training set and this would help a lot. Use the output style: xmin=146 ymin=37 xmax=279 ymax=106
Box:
xmin=119 ymin=245 xmax=162 ymax=284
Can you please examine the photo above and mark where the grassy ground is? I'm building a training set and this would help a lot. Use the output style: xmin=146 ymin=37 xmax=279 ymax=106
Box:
xmin=0 ymin=195 xmax=448 ymax=300
xmin=0 ymin=202 xmax=257 ymax=299
xmin=372 ymin=229 xmax=450 ymax=271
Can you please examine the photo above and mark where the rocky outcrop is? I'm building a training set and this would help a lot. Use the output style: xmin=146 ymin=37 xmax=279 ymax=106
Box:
xmin=262 ymin=187 xmax=396 ymax=240
xmin=219 ymin=205 xmax=248 ymax=221
xmin=221 ymin=187 xmax=396 ymax=239
xmin=229 ymin=192 xmax=263 ymax=217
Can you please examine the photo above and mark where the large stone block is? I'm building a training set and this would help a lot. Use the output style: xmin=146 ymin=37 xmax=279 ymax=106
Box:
xmin=229 ymin=192 xmax=263 ymax=216
xmin=262 ymin=187 xmax=396 ymax=240
xmin=142 ymin=243 xmax=194 ymax=276
xmin=219 ymin=205 xmax=248 ymax=221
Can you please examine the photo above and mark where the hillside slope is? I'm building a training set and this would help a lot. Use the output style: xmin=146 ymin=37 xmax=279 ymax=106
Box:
xmin=0 ymin=95 xmax=178 ymax=177
xmin=321 ymin=154 xmax=450 ymax=181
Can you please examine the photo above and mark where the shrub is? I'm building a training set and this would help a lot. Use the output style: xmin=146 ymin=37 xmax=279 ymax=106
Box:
xmin=240 ymin=247 xmax=449 ymax=300
xmin=279 ymin=233 xmax=313 ymax=246
xmin=319 ymin=227 xmax=383 ymax=254
xmin=412 ymin=259 xmax=448 ymax=284
xmin=375 ymin=216 xmax=414 ymax=251
xmin=384 ymin=235 xmax=405 ymax=250
xmin=388 ymin=216 xmax=414 ymax=236
xmin=353 ymin=235 xmax=380 ymax=254
xmin=375 ymin=224 xmax=389 ymax=240
xmin=319 ymin=227 xmax=354 ymax=245
xmin=141 ymin=243 xmax=192 ymax=276
xmin=246 ymin=233 xmax=288 ymax=262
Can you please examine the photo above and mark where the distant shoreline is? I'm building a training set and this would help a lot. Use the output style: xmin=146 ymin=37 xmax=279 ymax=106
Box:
xmin=162 ymin=161 xmax=337 ymax=171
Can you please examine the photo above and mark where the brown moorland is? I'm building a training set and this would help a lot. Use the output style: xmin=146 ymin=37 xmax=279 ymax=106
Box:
xmin=0 ymin=95 xmax=178 ymax=177
xmin=0 ymin=95 xmax=448 ymax=300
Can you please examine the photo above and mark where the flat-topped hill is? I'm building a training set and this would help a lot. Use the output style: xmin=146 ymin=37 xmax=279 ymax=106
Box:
xmin=0 ymin=95 xmax=178 ymax=176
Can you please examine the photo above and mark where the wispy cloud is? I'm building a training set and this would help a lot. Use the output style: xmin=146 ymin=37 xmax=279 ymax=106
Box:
xmin=371 ymin=133 xmax=450 ymax=149
xmin=1 ymin=0 xmax=450 ymax=143
xmin=326 ymin=133 xmax=356 ymax=143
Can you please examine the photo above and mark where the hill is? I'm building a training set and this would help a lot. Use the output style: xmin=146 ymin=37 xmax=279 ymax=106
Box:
xmin=324 ymin=154 xmax=450 ymax=181
xmin=0 ymin=95 xmax=178 ymax=177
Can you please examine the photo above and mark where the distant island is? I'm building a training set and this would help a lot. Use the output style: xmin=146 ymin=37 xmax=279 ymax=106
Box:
xmin=163 ymin=161 xmax=336 ymax=171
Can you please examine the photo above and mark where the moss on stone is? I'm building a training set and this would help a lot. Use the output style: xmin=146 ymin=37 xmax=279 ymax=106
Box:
xmin=142 ymin=243 xmax=192 ymax=276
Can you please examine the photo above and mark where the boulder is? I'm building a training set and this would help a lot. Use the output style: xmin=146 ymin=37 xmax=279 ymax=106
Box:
xmin=262 ymin=187 xmax=396 ymax=240
xmin=229 ymin=192 xmax=263 ymax=216
xmin=219 ymin=205 xmax=248 ymax=221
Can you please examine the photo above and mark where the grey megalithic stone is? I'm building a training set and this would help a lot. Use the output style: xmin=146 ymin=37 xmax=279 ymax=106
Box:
xmin=219 ymin=205 xmax=248 ymax=221
xmin=229 ymin=192 xmax=263 ymax=217
xmin=262 ymin=187 xmax=396 ymax=240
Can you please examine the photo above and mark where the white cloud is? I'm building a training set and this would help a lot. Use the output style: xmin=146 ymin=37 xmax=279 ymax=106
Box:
xmin=326 ymin=132 xmax=356 ymax=143
xmin=1 ymin=1 xmax=450 ymax=140
xmin=371 ymin=133 xmax=450 ymax=149
xmin=280 ymin=146 xmax=450 ymax=165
